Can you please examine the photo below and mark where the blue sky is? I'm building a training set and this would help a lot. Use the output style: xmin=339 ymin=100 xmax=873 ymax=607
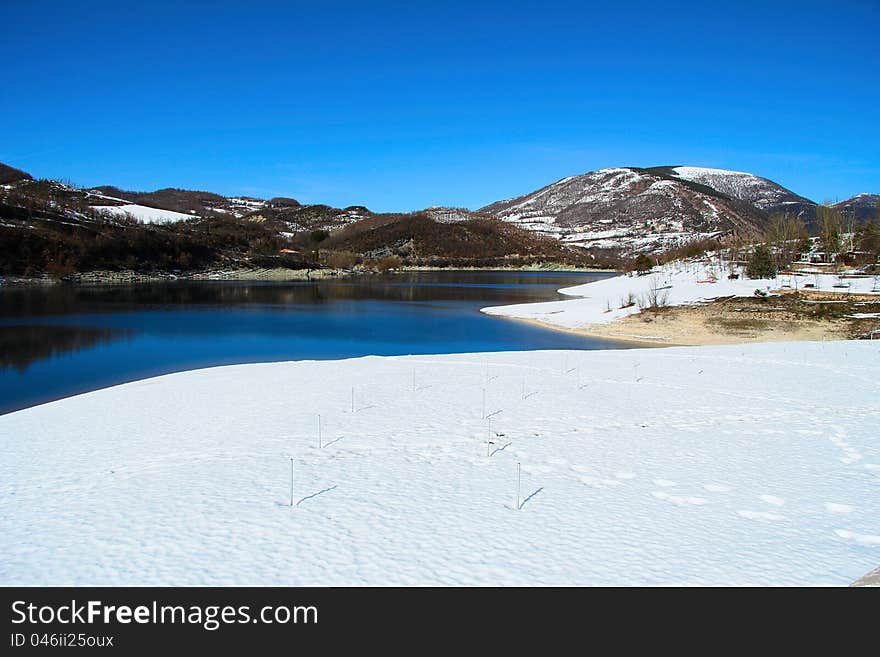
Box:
xmin=2 ymin=1 xmax=878 ymax=211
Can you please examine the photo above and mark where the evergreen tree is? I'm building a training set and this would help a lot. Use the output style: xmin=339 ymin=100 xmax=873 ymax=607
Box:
xmin=746 ymin=245 xmax=777 ymax=279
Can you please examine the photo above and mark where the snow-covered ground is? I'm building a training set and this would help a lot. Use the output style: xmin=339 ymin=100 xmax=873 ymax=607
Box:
xmin=91 ymin=204 xmax=193 ymax=224
xmin=1 ymin=342 xmax=878 ymax=585
xmin=482 ymin=259 xmax=880 ymax=330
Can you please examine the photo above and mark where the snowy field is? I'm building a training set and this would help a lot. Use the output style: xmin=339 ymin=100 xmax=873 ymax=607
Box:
xmin=482 ymin=259 xmax=880 ymax=330
xmin=1 ymin=341 xmax=878 ymax=585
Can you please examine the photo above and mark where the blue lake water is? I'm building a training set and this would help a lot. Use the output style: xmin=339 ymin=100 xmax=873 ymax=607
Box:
xmin=0 ymin=270 xmax=628 ymax=414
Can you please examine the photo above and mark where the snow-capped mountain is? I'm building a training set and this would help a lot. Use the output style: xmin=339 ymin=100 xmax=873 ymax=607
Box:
xmin=480 ymin=166 xmax=774 ymax=253
xmin=477 ymin=165 xmax=874 ymax=253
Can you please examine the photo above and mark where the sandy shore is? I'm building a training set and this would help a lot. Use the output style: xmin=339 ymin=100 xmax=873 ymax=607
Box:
xmin=510 ymin=294 xmax=874 ymax=347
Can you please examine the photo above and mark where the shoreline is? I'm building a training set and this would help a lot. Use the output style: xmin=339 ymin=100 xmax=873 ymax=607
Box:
xmin=495 ymin=299 xmax=861 ymax=347
xmin=0 ymin=267 xmax=349 ymax=286
xmin=481 ymin=259 xmax=880 ymax=347
xmin=1 ymin=264 xmax=614 ymax=287
xmin=500 ymin=315 xmax=682 ymax=347
xmin=399 ymin=265 xmax=616 ymax=273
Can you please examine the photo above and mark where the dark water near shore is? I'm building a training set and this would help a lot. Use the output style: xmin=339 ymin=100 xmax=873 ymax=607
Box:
xmin=0 ymin=270 xmax=627 ymax=414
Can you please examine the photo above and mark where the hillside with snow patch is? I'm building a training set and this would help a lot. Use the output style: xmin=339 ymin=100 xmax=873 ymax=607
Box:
xmin=90 ymin=203 xmax=194 ymax=224
xmin=832 ymin=193 xmax=879 ymax=222
xmin=668 ymin=166 xmax=814 ymax=212
xmin=478 ymin=165 xmax=878 ymax=252
xmin=481 ymin=166 xmax=769 ymax=254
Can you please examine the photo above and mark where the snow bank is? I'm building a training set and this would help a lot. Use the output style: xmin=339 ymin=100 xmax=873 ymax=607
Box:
xmin=482 ymin=259 xmax=879 ymax=330
xmin=91 ymin=204 xmax=193 ymax=224
xmin=1 ymin=342 xmax=878 ymax=585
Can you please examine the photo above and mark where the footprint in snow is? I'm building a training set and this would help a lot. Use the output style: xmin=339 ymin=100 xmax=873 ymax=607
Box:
xmin=579 ymin=476 xmax=623 ymax=489
xmin=703 ymin=483 xmax=732 ymax=493
xmin=736 ymin=510 xmax=786 ymax=522
xmin=824 ymin=503 xmax=854 ymax=514
xmin=834 ymin=529 xmax=880 ymax=546
xmin=522 ymin=464 xmax=553 ymax=475
xmin=614 ymin=471 xmax=637 ymax=480
xmin=759 ymin=495 xmax=785 ymax=507
xmin=653 ymin=479 xmax=677 ymax=487
xmin=652 ymin=491 xmax=707 ymax=506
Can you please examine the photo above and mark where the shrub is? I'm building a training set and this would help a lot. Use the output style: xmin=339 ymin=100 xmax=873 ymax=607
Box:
xmin=638 ymin=284 xmax=669 ymax=311
xmin=632 ymin=253 xmax=654 ymax=275
xmin=375 ymin=255 xmax=402 ymax=272
xmin=309 ymin=229 xmax=330 ymax=244
xmin=323 ymin=250 xmax=359 ymax=269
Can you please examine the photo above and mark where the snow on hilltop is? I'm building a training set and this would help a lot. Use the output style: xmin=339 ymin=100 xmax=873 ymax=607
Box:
xmin=480 ymin=166 xmax=767 ymax=254
xmin=480 ymin=165 xmax=827 ymax=253
xmin=670 ymin=166 xmax=813 ymax=211
xmin=1 ymin=342 xmax=878 ymax=585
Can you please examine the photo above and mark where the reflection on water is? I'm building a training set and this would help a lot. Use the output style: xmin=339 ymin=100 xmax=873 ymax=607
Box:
xmin=0 ymin=271 xmax=623 ymax=414
xmin=0 ymin=271 xmax=602 ymax=316
xmin=0 ymin=325 xmax=133 ymax=373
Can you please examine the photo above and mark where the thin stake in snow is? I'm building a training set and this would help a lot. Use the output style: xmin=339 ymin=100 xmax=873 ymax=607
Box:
xmin=516 ymin=462 xmax=522 ymax=510
xmin=484 ymin=362 xmax=497 ymax=384
xmin=482 ymin=387 xmax=486 ymax=420
xmin=487 ymin=417 xmax=492 ymax=457
xmin=351 ymin=386 xmax=355 ymax=413
xmin=521 ymin=373 xmax=538 ymax=400
xmin=317 ymin=414 xmax=322 ymax=449
xmin=290 ymin=456 xmax=293 ymax=507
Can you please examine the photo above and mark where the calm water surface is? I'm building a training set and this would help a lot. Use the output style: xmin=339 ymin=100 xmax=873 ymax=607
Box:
xmin=0 ymin=270 xmax=627 ymax=414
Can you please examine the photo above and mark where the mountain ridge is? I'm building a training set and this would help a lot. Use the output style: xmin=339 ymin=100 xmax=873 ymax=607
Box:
xmin=2 ymin=161 xmax=877 ymax=263
xmin=0 ymin=165 xmax=599 ymax=279
xmin=480 ymin=165 xmax=875 ymax=252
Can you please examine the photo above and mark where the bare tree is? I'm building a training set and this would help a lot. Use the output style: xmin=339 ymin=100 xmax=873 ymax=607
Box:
xmin=765 ymin=213 xmax=810 ymax=268
xmin=816 ymin=204 xmax=843 ymax=263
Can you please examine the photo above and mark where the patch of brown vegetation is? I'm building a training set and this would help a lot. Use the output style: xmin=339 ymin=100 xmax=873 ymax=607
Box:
xmin=542 ymin=291 xmax=880 ymax=346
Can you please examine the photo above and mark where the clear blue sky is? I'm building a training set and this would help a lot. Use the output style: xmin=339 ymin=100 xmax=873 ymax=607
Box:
xmin=1 ymin=1 xmax=878 ymax=211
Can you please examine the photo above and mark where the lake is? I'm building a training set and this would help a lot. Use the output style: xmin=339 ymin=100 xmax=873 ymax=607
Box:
xmin=0 ymin=270 xmax=627 ymax=414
